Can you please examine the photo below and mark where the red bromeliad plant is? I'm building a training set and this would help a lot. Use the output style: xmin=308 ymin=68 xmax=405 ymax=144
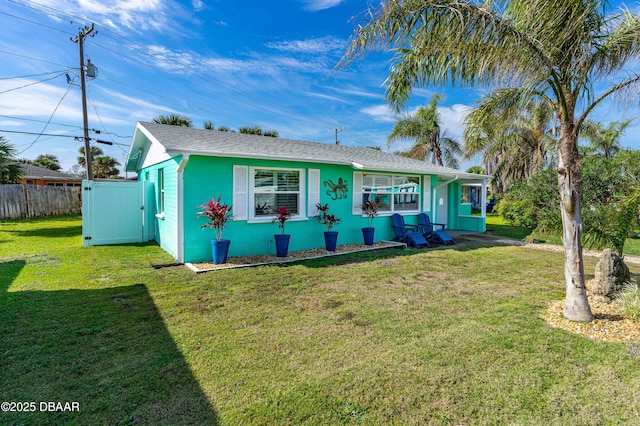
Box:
xmin=272 ymin=206 xmax=292 ymax=234
xmin=198 ymin=196 xmax=232 ymax=241
xmin=315 ymin=203 xmax=341 ymax=231
xmin=361 ymin=200 xmax=378 ymax=227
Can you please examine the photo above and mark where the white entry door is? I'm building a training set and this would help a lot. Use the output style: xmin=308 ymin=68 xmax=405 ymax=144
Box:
xmin=436 ymin=187 xmax=448 ymax=228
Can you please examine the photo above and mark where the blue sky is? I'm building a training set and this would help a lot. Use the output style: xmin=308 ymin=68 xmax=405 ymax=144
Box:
xmin=0 ymin=0 xmax=638 ymax=175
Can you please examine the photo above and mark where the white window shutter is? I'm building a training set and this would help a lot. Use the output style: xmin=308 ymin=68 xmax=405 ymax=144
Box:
xmin=423 ymin=175 xmax=432 ymax=212
xmin=308 ymin=169 xmax=320 ymax=216
xmin=233 ymin=165 xmax=248 ymax=220
xmin=352 ymin=172 xmax=363 ymax=214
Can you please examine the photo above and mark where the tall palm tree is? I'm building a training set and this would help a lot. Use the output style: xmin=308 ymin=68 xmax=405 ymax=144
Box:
xmin=153 ymin=114 xmax=193 ymax=127
xmin=0 ymin=135 xmax=23 ymax=184
xmin=388 ymin=94 xmax=462 ymax=168
xmin=77 ymin=146 xmax=103 ymax=168
xmin=464 ymin=93 xmax=556 ymax=194
xmin=580 ymin=119 xmax=633 ymax=159
xmin=340 ymin=0 xmax=640 ymax=321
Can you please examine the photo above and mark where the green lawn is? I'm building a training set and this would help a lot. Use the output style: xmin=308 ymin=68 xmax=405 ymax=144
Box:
xmin=485 ymin=213 xmax=640 ymax=256
xmin=2 ymin=215 xmax=640 ymax=425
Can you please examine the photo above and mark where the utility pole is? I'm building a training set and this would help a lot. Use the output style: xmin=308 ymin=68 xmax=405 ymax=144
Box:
xmin=331 ymin=127 xmax=344 ymax=145
xmin=73 ymin=24 xmax=96 ymax=180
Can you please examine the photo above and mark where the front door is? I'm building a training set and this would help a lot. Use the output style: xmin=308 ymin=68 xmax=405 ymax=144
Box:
xmin=436 ymin=186 xmax=448 ymax=228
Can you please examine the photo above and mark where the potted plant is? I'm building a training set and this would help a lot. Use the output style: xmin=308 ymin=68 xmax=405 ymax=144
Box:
xmin=315 ymin=203 xmax=341 ymax=252
xmin=272 ymin=206 xmax=292 ymax=257
xmin=198 ymin=196 xmax=233 ymax=264
xmin=361 ymin=200 xmax=378 ymax=246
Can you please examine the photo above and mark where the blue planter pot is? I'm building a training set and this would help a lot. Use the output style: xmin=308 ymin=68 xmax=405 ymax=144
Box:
xmin=324 ymin=231 xmax=338 ymax=252
xmin=362 ymin=227 xmax=375 ymax=246
xmin=211 ymin=239 xmax=230 ymax=265
xmin=274 ymin=234 xmax=290 ymax=257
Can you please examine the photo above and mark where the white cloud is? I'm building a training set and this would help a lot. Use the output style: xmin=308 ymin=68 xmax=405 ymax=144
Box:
xmin=299 ymin=0 xmax=346 ymax=12
xmin=438 ymin=104 xmax=473 ymax=141
xmin=360 ymin=104 xmax=397 ymax=123
xmin=267 ymin=36 xmax=346 ymax=54
xmin=37 ymin=0 xmax=184 ymax=32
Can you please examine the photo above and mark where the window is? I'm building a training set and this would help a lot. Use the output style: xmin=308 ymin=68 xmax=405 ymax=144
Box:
xmin=158 ymin=169 xmax=164 ymax=214
xmin=361 ymin=173 xmax=420 ymax=213
xmin=250 ymin=167 xmax=304 ymax=220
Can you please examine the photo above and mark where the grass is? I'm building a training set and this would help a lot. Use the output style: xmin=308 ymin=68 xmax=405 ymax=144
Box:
xmin=485 ymin=213 xmax=640 ymax=256
xmin=2 ymin=215 xmax=640 ymax=425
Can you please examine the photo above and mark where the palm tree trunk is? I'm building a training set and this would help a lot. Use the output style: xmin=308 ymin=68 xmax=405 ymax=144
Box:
xmin=557 ymin=125 xmax=593 ymax=322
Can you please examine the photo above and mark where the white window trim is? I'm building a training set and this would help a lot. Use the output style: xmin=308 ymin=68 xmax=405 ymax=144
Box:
xmin=248 ymin=166 xmax=306 ymax=222
xmin=357 ymin=172 xmax=422 ymax=214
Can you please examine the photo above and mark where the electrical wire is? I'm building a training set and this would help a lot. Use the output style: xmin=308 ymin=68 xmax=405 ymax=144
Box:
xmin=0 ymin=48 xmax=71 ymax=68
xmin=0 ymin=72 xmax=68 ymax=95
xmin=0 ymin=69 xmax=73 ymax=80
xmin=0 ymin=114 xmax=83 ymax=130
xmin=0 ymin=9 xmax=74 ymax=36
xmin=6 ymin=0 xmax=345 ymax=131
xmin=18 ymin=83 xmax=73 ymax=154
xmin=4 ymin=0 xmax=381 ymax=146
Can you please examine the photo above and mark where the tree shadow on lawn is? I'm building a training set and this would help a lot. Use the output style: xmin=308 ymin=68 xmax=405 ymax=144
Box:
xmin=4 ymin=224 xmax=83 ymax=238
xmin=0 ymin=260 xmax=219 ymax=425
xmin=286 ymin=239 xmax=503 ymax=269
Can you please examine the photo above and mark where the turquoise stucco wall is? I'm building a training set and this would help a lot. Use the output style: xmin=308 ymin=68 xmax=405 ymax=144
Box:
xmin=181 ymin=156 xmax=439 ymax=262
xmin=139 ymin=154 xmax=484 ymax=262
xmin=139 ymin=157 xmax=180 ymax=259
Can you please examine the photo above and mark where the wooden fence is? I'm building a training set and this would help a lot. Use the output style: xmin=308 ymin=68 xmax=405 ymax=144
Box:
xmin=0 ymin=184 xmax=82 ymax=219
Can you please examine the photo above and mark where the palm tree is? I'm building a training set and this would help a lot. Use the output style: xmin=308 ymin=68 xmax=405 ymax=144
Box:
xmin=388 ymin=94 xmax=462 ymax=168
xmin=239 ymin=125 xmax=279 ymax=137
xmin=464 ymin=94 xmax=556 ymax=194
xmin=77 ymin=146 xmax=120 ymax=178
xmin=153 ymin=114 xmax=193 ymax=127
xmin=93 ymin=156 xmax=120 ymax=179
xmin=580 ymin=119 xmax=632 ymax=159
xmin=77 ymin=146 xmax=103 ymax=168
xmin=340 ymin=0 xmax=640 ymax=321
xmin=33 ymin=154 xmax=61 ymax=171
xmin=0 ymin=135 xmax=23 ymax=184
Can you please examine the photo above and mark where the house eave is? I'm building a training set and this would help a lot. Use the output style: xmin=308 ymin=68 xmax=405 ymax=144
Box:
xmin=165 ymin=148 xmax=491 ymax=180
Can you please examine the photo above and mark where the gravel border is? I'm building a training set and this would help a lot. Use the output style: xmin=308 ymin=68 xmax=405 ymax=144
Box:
xmin=186 ymin=240 xmax=405 ymax=273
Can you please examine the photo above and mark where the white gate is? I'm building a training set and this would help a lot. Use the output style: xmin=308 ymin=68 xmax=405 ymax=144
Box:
xmin=82 ymin=180 xmax=154 ymax=247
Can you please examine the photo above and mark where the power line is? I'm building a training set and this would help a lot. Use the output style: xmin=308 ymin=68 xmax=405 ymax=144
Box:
xmin=17 ymin=83 xmax=73 ymax=154
xmin=0 ymin=9 xmax=74 ymax=36
xmin=0 ymin=114 xmax=83 ymax=130
xmin=4 ymin=0 xmax=378 ymax=146
xmin=0 ymin=48 xmax=71 ymax=68
xmin=0 ymin=69 xmax=73 ymax=80
xmin=0 ymin=72 xmax=68 ymax=95
xmin=0 ymin=129 xmax=77 ymax=138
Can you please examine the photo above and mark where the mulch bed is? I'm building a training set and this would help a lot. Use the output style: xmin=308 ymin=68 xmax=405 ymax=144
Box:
xmin=186 ymin=241 xmax=404 ymax=272
xmin=543 ymin=296 xmax=640 ymax=343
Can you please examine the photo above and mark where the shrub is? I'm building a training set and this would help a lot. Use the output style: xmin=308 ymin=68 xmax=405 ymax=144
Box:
xmin=617 ymin=282 xmax=640 ymax=322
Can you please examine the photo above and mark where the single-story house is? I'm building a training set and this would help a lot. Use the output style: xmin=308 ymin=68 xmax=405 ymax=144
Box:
xmin=125 ymin=121 xmax=491 ymax=263
xmin=18 ymin=163 xmax=82 ymax=187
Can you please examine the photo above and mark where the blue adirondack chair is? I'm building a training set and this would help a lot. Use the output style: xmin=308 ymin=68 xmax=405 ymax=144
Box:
xmin=417 ymin=213 xmax=455 ymax=245
xmin=391 ymin=213 xmax=430 ymax=248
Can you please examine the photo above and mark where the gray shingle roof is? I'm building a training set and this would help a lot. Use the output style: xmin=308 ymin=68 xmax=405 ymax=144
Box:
xmin=17 ymin=163 xmax=77 ymax=180
xmin=132 ymin=121 xmax=487 ymax=180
